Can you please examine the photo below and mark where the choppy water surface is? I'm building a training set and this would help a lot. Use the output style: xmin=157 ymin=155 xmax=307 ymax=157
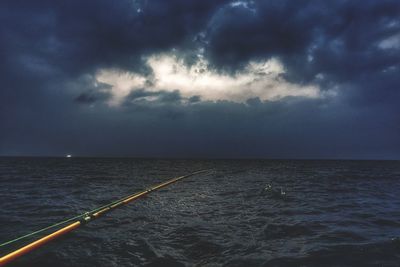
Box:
xmin=1 ymin=158 xmax=400 ymax=266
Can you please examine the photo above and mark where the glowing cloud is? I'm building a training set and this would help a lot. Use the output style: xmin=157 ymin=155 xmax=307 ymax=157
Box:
xmin=96 ymin=53 xmax=323 ymax=105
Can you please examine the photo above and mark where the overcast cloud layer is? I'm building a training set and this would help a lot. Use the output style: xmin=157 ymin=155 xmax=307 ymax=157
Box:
xmin=1 ymin=0 xmax=399 ymax=159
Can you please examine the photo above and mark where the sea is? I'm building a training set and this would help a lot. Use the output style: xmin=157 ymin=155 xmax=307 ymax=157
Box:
xmin=0 ymin=158 xmax=400 ymax=266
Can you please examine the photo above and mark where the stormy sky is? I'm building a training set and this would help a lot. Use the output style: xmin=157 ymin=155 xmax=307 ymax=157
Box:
xmin=1 ymin=0 xmax=399 ymax=159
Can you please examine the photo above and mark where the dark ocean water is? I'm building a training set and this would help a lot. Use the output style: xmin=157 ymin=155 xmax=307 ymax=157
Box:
xmin=1 ymin=158 xmax=400 ymax=266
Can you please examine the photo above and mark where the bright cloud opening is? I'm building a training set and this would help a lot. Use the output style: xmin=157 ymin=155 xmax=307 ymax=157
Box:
xmin=96 ymin=53 xmax=324 ymax=106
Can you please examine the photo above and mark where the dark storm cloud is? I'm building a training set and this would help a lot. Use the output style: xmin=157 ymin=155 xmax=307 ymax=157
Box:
xmin=124 ymin=89 xmax=183 ymax=106
xmin=74 ymin=90 xmax=111 ymax=104
xmin=205 ymin=1 xmax=400 ymax=74
xmin=205 ymin=0 xmax=320 ymax=70
xmin=74 ymin=80 xmax=112 ymax=104
xmin=0 ymin=0 xmax=399 ymax=159
xmin=204 ymin=0 xmax=400 ymax=107
xmin=188 ymin=95 xmax=201 ymax=103
xmin=0 ymin=0 xmax=230 ymax=78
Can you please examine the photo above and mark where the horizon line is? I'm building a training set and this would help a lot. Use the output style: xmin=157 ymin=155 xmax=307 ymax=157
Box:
xmin=0 ymin=155 xmax=399 ymax=161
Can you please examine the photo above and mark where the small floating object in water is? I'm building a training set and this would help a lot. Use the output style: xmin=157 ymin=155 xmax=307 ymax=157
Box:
xmin=262 ymin=184 xmax=287 ymax=199
xmin=66 ymin=154 xmax=72 ymax=158
xmin=264 ymin=184 xmax=272 ymax=191
xmin=280 ymin=188 xmax=286 ymax=196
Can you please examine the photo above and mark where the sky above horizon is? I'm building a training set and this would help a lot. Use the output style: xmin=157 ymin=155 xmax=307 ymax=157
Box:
xmin=1 ymin=0 xmax=399 ymax=159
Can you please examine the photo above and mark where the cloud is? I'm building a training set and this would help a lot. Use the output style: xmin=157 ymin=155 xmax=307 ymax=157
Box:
xmin=74 ymin=90 xmax=112 ymax=104
xmin=95 ymin=53 xmax=326 ymax=105
xmin=123 ymin=89 xmax=183 ymax=106
xmin=202 ymin=0 xmax=400 ymax=93
xmin=379 ymin=33 xmax=400 ymax=49
xmin=1 ymin=0 xmax=399 ymax=159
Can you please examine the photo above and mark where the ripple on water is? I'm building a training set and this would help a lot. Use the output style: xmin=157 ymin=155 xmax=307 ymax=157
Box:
xmin=1 ymin=159 xmax=400 ymax=266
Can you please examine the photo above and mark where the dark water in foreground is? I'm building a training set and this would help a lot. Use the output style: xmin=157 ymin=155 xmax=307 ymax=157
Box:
xmin=1 ymin=158 xmax=400 ymax=266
